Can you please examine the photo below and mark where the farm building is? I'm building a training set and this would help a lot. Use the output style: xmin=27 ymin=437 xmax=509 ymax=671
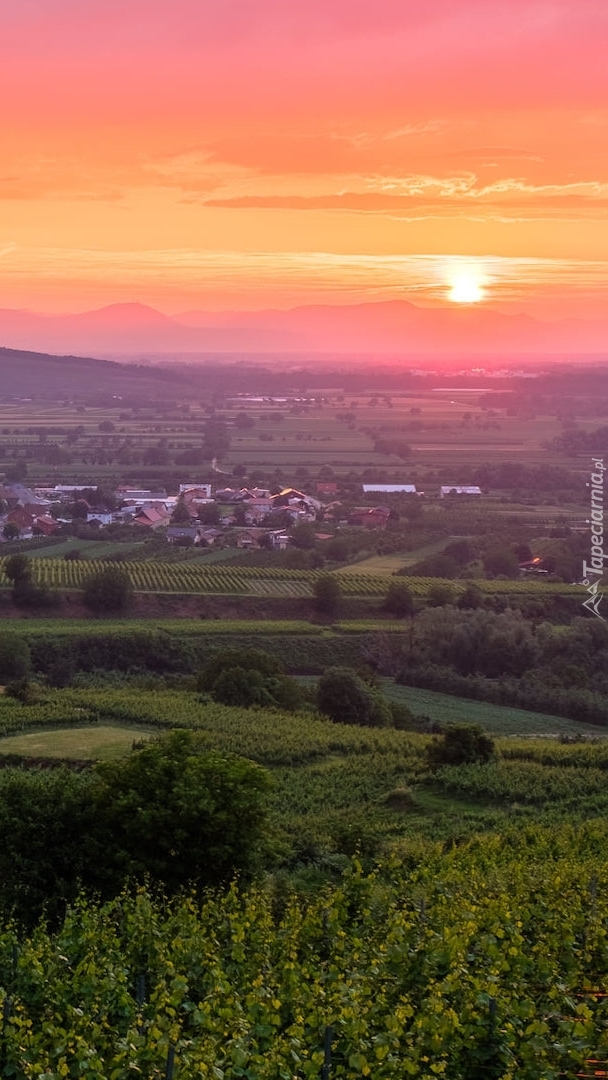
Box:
xmin=362 ymin=484 xmax=417 ymax=494
xmin=440 ymin=486 xmax=482 ymax=497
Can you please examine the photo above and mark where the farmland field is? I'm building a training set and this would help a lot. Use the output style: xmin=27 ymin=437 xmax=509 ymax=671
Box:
xmin=0 ymin=556 xmax=594 ymax=597
xmin=378 ymin=681 xmax=608 ymax=737
xmin=336 ymin=540 xmax=455 ymax=576
xmin=0 ymin=388 xmax=597 ymax=487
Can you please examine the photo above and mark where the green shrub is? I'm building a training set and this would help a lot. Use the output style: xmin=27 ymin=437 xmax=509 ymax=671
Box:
xmin=427 ymin=722 xmax=496 ymax=768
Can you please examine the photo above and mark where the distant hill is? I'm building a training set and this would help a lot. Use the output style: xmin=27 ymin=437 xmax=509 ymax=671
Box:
xmin=0 ymin=299 xmax=607 ymax=357
xmin=0 ymin=346 xmax=188 ymax=401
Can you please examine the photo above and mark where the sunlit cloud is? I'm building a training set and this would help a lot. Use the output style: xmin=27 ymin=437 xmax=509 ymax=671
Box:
xmin=1 ymin=1 xmax=607 ymax=320
xmin=3 ymin=247 xmax=608 ymax=312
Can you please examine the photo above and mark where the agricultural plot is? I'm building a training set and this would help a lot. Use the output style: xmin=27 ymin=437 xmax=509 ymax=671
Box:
xmin=0 ymin=387 xmax=591 ymax=487
xmin=251 ymin=579 xmax=314 ymax=597
xmin=379 ymin=681 xmax=608 ymax=738
xmin=1 ymin=617 xmax=326 ymax=638
xmin=337 ymin=540 xmax=457 ymax=576
xmin=0 ymin=556 xmax=592 ymax=597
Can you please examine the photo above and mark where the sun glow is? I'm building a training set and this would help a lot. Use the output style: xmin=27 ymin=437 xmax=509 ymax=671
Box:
xmin=448 ymin=266 xmax=485 ymax=304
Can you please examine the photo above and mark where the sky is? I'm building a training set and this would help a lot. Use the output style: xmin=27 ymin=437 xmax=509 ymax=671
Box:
xmin=2 ymin=0 xmax=608 ymax=321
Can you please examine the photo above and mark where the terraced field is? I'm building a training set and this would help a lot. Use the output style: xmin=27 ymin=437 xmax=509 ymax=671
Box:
xmin=0 ymin=556 xmax=594 ymax=599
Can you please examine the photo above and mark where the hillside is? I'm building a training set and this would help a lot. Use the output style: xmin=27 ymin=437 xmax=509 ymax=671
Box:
xmin=0 ymin=345 xmax=188 ymax=401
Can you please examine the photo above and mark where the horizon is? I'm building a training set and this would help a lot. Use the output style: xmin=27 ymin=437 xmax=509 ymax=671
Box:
xmin=0 ymin=294 xmax=607 ymax=360
xmin=1 ymin=0 xmax=608 ymax=349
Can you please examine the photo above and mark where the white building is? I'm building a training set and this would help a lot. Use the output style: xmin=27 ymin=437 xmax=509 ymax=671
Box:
xmin=362 ymin=484 xmax=417 ymax=494
xmin=440 ymin=486 xmax=482 ymax=498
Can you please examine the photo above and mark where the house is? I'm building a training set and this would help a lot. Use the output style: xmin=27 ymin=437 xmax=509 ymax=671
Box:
xmin=348 ymin=506 xmax=391 ymax=530
xmin=440 ymin=486 xmax=482 ymax=498
xmin=86 ymin=510 xmax=113 ymax=526
xmin=316 ymin=482 xmax=338 ymax=495
xmin=266 ymin=505 xmax=308 ymax=524
xmin=5 ymin=484 xmax=45 ymax=507
xmin=198 ymin=527 xmax=223 ymax=546
xmin=6 ymin=506 xmax=35 ymax=533
xmin=271 ymin=488 xmax=322 ymax=512
xmin=2 ymin=505 xmax=57 ymax=540
xmin=214 ymin=487 xmax=245 ymax=503
xmin=179 ymin=484 xmax=212 ymax=499
xmin=362 ymin=484 xmax=417 ymax=495
xmin=166 ymin=525 xmax=200 ymax=544
xmin=268 ymin=531 xmax=291 ymax=550
xmin=117 ymin=487 xmax=167 ymax=502
xmin=232 ymin=528 xmax=274 ymax=549
xmin=132 ymin=506 xmax=170 ymax=529
xmin=243 ymin=498 xmax=274 ymax=523
xmin=33 ymin=514 xmax=59 ymax=536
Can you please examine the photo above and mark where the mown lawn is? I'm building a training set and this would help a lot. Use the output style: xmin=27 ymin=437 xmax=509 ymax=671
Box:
xmin=0 ymin=725 xmax=154 ymax=760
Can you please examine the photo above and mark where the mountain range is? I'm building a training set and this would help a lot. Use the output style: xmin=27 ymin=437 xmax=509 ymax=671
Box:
xmin=0 ymin=300 xmax=607 ymax=358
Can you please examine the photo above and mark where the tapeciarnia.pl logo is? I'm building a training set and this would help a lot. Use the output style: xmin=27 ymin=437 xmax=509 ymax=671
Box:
xmin=582 ymin=457 xmax=605 ymax=619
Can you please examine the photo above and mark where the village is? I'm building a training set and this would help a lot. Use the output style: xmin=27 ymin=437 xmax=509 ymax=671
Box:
xmin=0 ymin=478 xmax=482 ymax=550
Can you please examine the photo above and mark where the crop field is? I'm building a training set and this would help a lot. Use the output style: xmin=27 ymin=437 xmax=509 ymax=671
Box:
xmin=337 ymin=540 xmax=456 ymax=576
xmin=0 ymin=388 xmax=595 ymax=487
xmin=2 ymin=617 xmax=328 ymax=637
xmin=1 ymin=688 xmax=608 ymax=833
xmin=0 ymin=556 xmax=593 ymax=598
xmin=379 ymin=681 xmax=608 ymax=738
xmin=18 ymin=538 xmax=151 ymax=560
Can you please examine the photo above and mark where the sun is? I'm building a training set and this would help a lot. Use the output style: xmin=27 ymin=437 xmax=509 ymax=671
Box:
xmin=448 ymin=266 xmax=485 ymax=304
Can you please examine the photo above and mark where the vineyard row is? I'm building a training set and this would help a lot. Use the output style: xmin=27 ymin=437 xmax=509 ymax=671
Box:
xmin=0 ymin=557 xmax=591 ymax=598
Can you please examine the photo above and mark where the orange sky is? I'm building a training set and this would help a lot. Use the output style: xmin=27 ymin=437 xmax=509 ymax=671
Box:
xmin=2 ymin=0 xmax=608 ymax=318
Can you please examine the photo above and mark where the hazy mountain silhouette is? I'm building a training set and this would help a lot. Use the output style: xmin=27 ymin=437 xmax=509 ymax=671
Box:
xmin=0 ymin=345 xmax=189 ymax=400
xmin=0 ymin=300 xmax=606 ymax=357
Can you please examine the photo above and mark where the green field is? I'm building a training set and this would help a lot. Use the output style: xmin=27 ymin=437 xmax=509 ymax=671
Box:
xmin=336 ymin=539 xmax=455 ymax=576
xmin=0 ymin=724 xmax=153 ymax=760
xmin=379 ymin=680 xmax=608 ymax=737
xmin=1 ymin=687 xmax=608 ymax=849
xmin=0 ymin=556 xmax=594 ymax=597
xmin=0 ymin=388 xmax=594 ymax=486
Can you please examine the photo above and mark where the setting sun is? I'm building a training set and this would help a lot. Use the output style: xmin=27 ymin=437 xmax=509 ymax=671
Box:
xmin=448 ymin=268 xmax=485 ymax=304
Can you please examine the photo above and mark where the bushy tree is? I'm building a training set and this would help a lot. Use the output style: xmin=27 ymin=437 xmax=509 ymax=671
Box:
xmin=92 ymin=730 xmax=273 ymax=894
xmin=4 ymin=554 xmax=31 ymax=586
xmin=3 ymin=555 xmax=55 ymax=609
xmin=0 ymin=767 xmax=94 ymax=926
xmin=0 ymin=732 xmax=273 ymax=926
xmin=426 ymin=582 xmax=456 ymax=607
xmin=197 ymin=648 xmax=302 ymax=711
xmin=317 ymin=667 xmax=392 ymax=727
xmin=312 ymin=573 xmax=342 ymax=617
xmin=170 ymin=495 xmax=191 ymax=523
xmin=82 ymin=566 xmax=133 ymax=614
xmin=0 ymin=634 xmax=32 ymax=682
xmin=290 ymin=523 xmax=317 ymax=549
xmin=383 ymin=580 xmax=415 ymax=617
xmin=483 ymin=546 xmax=520 ymax=578
xmin=427 ymin=723 xmax=495 ymax=768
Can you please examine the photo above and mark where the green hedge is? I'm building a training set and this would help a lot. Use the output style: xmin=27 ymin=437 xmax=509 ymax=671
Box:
xmin=19 ymin=630 xmax=365 ymax=678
